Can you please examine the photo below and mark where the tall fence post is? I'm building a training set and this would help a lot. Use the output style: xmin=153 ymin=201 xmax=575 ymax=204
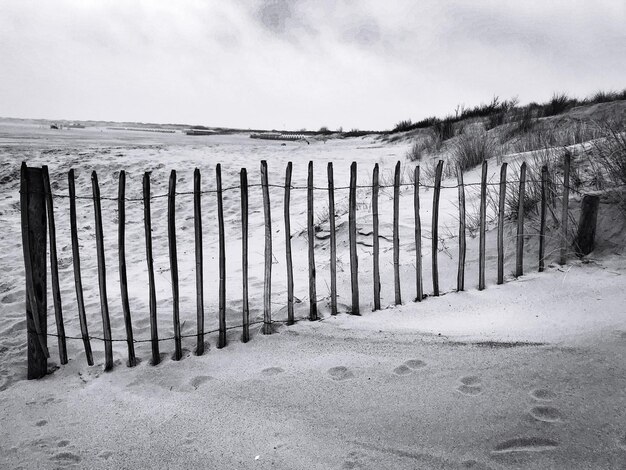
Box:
xmin=372 ymin=164 xmax=381 ymax=310
xmin=456 ymin=164 xmax=466 ymax=292
xmin=328 ymin=162 xmax=337 ymax=315
xmin=348 ymin=162 xmax=360 ymax=315
xmin=168 ymin=170 xmax=182 ymax=360
xmin=478 ymin=160 xmax=487 ymax=290
xmin=143 ymin=172 xmax=160 ymax=365
xmin=194 ymin=168 xmax=205 ymax=355
xmin=284 ymin=162 xmax=294 ymax=324
xmin=414 ymin=166 xmax=423 ymax=301
xmin=560 ymin=152 xmax=571 ymax=265
xmin=516 ymin=162 xmax=527 ymax=277
xmin=20 ymin=163 xmax=49 ymax=379
xmin=216 ymin=164 xmax=227 ymax=346
xmin=393 ymin=161 xmax=402 ymax=305
xmin=539 ymin=166 xmax=548 ymax=272
xmin=432 ymin=160 xmax=443 ymax=296
xmin=42 ymin=165 xmax=67 ymax=365
xmin=92 ymin=171 xmax=114 ymax=371
xmin=261 ymin=160 xmax=273 ymax=333
xmin=118 ymin=170 xmax=136 ymax=366
xmin=307 ymin=161 xmax=317 ymax=321
xmin=497 ymin=163 xmax=507 ymax=285
xmin=241 ymin=168 xmax=250 ymax=342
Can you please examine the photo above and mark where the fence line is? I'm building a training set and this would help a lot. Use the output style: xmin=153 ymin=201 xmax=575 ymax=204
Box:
xmin=21 ymin=154 xmax=590 ymax=377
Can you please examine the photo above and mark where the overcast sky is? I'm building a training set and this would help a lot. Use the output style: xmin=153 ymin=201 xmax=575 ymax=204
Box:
xmin=1 ymin=0 xmax=624 ymax=130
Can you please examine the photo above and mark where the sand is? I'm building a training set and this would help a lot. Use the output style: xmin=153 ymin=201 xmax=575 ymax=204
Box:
xmin=1 ymin=121 xmax=625 ymax=469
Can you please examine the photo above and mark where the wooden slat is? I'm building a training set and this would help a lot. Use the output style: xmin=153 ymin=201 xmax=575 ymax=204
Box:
xmin=167 ymin=170 xmax=182 ymax=360
xmin=69 ymin=169 xmax=94 ymax=366
xmin=348 ymin=162 xmax=360 ymax=315
xmin=414 ymin=166 xmax=423 ymax=301
xmin=393 ymin=161 xmax=402 ymax=305
xmin=118 ymin=170 xmax=136 ymax=366
xmin=216 ymin=164 xmax=227 ymax=346
xmin=328 ymin=162 xmax=337 ymax=315
xmin=241 ymin=168 xmax=250 ymax=342
xmin=497 ymin=163 xmax=507 ymax=285
xmin=142 ymin=172 xmax=160 ymax=365
xmin=91 ymin=171 xmax=114 ymax=371
xmin=516 ymin=162 xmax=527 ymax=277
xmin=42 ymin=165 xmax=67 ymax=365
xmin=194 ymin=168 xmax=205 ymax=355
xmin=456 ymin=164 xmax=466 ymax=292
xmin=432 ymin=160 xmax=443 ymax=296
xmin=478 ymin=160 xmax=487 ymax=290
xmin=284 ymin=162 xmax=294 ymax=324
xmin=559 ymin=152 xmax=571 ymax=265
xmin=539 ymin=165 xmax=548 ymax=272
xmin=307 ymin=161 xmax=317 ymax=320
xmin=372 ymin=164 xmax=381 ymax=310
xmin=261 ymin=160 xmax=272 ymax=333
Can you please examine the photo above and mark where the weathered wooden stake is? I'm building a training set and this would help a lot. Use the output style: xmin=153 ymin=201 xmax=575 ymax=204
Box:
xmin=194 ymin=168 xmax=205 ymax=355
xmin=216 ymin=164 xmax=227 ymax=345
xmin=69 ymin=169 xmax=94 ymax=366
xmin=118 ymin=170 xmax=136 ymax=366
xmin=91 ymin=171 xmax=114 ymax=371
xmin=42 ymin=166 xmax=67 ymax=365
xmin=432 ymin=160 xmax=443 ymax=296
xmin=307 ymin=161 xmax=318 ymax=320
xmin=284 ymin=162 xmax=294 ymax=325
xmin=393 ymin=161 xmax=402 ymax=305
xmin=372 ymin=164 xmax=381 ymax=310
xmin=559 ymin=152 xmax=571 ymax=265
xmin=142 ymin=172 xmax=160 ymax=365
xmin=539 ymin=166 xmax=548 ymax=272
xmin=21 ymin=163 xmax=49 ymax=379
xmin=574 ymin=194 xmax=600 ymax=257
xmin=167 ymin=170 xmax=182 ymax=360
xmin=348 ymin=162 xmax=360 ymax=315
xmin=497 ymin=163 xmax=507 ymax=285
xmin=478 ymin=160 xmax=487 ymax=290
xmin=515 ymin=162 xmax=527 ymax=277
xmin=241 ymin=168 xmax=250 ymax=342
xmin=261 ymin=160 xmax=273 ymax=333
xmin=414 ymin=166 xmax=423 ymax=301
xmin=456 ymin=164 xmax=466 ymax=292
xmin=328 ymin=162 xmax=337 ymax=315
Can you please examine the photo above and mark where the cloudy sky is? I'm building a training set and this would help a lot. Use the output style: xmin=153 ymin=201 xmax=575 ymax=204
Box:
xmin=1 ymin=0 xmax=624 ymax=130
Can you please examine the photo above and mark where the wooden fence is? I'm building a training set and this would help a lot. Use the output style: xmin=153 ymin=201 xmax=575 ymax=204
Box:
xmin=20 ymin=154 xmax=581 ymax=378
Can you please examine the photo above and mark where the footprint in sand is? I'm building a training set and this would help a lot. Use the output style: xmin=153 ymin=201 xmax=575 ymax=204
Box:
xmin=262 ymin=367 xmax=284 ymax=376
xmin=50 ymin=451 xmax=82 ymax=465
xmin=457 ymin=376 xmax=482 ymax=396
xmin=57 ymin=440 xmax=70 ymax=448
xmin=492 ymin=437 xmax=558 ymax=454
xmin=35 ymin=420 xmax=48 ymax=427
xmin=189 ymin=376 xmax=213 ymax=389
xmin=529 ymin=405 xmax=564 ymax=423
xmin=529 ymin=388 xmax=556 ymax=402
xmin=328 ymin=366 xmax=354 ymax=381
xmin=393 ymin=359 xmax=427 ymax=376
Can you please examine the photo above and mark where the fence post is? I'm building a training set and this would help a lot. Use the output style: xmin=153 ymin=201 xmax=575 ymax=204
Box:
xmin=328 ymin=162 xmax=337 ymax=315
xmin=194 ymin=168 xmax=205 ymax=355
xmin=456 ymin=164 xmax=466 ymax=292
xmin=432 ymin=160 xmax=443 ymax=296
xmin=118 ymin=170 xmax=137 ymax=366
xmin=559 ymin=152 xmax=571 ymax=265
xmin=393 ymin=161 xmax=402 ymax=305
xmin=216 ymin=164 xmax=227 ymax=345
xmin=372 ymin=164 xmax=381 ymax=310
xmin=241 ymin=168 xmax=250 ymax=341
xmin=20 ymin=163 xmax=49 ymax=379
xmin=42 ymin=165 xmax=67 ymax=365
xmin=539 ymin=166 xmax=548 ymax=272
xmin=92 ymin=171 xmax=114 ymax=371
xmin=143 ymin=172 xmax=160 ymax=365
xmin=284 ymin=162 xmax=294 ymax=324
xmin=497 ymin=163 xmax=507 ymax=284
xmin=69 ymin=169 xmax=94 ymax=366
xmin=414 ymin=166 xmax=423 ymax=301
xmin=516 ymin=162 xmax=527 ymax=277
xmin=167 ymin=170 xmax=183 ymax=360
xmin=307 ymin=161 xmax=317 ymax=321
xmin=349 ymin=162 xmax=360 ymax=315
xmin=478 ymin=160 xmax=487 ymax=290
xmin=261 ymin=160 xmax=273 ymax=333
